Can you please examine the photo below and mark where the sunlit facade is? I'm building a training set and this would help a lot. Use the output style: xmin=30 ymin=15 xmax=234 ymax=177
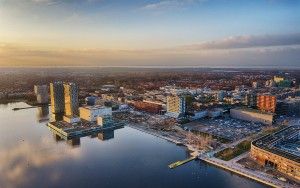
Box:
xmin=64 ymin=83 xmax=79 ymax=116
xmin=50 ymin=81 xmax=64 ymax=114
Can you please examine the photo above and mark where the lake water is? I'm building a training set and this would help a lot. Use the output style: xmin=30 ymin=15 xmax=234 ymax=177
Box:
xmin=0 ymin=102 xmax=266 ymax=188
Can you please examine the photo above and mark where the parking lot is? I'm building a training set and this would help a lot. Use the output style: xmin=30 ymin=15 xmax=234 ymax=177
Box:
xmin=183 ymin=117 xmax=266 ymax=141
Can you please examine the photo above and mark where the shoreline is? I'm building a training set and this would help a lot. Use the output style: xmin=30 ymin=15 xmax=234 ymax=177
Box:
xmin=126 ymin=124 xmax=296 ymax=188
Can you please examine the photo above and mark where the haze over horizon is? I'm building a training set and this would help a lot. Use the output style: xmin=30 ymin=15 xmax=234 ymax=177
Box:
xmin=0 ymin=0 xmax=299 ymax=67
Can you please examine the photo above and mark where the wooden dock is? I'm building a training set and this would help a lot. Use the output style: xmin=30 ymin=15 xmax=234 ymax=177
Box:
xmin=168 ymin=156 xmax=197 ymax=169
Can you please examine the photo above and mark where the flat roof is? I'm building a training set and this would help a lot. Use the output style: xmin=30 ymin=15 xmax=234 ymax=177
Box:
xmin=252 ymin=125 xmax=300 ymax=163
xmin=80 ymin=105 xmax=111 ymax=110
xmin=232 ymin=107 xmax=274 ymax=115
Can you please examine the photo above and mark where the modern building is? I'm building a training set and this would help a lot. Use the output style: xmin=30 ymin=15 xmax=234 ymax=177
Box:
xmin=166 ymin=95 xmax=186 ymax=118
xmin=97 ymin=115 xmax=114 ymax=128
xmin=274 ymin=76 xmax=285 ymax=83
xmin=50 ymin=81 xmax=65 ymax=114
xmin=36 ymin=106 xmax=49 ymax=122
xmin=34 ymin=85 xmax=49 ymax=104
xmin=131 ymin=100 xmax=163 ymax=114
xmin=230 ymin=107 xmax=274 ymax=125
xmin=85 ymin=96 xmax=98 ymax=106
xmin=79 ymin=105 xmax=112 ymax=122
xmin=251 ymin=125 xmax=300 ymax=181
xmin=244 ymin=92 xmax=257 ymax=107
xmin=64 ymin=82 xmax=79 ymax=116
xmin=63 ymin=115 xmax=81 ymax=124
xmin=257 ymin=94 xmax=277 ymax=113
xmin=277 ymin=80 xmax=292 ymax=88
xmin=276 ymin=97 xmax=300 ymax=116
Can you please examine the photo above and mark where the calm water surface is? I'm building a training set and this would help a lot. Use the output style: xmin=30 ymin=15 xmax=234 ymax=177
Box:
xmin=0 ymin=102 xmax=267 ymax=188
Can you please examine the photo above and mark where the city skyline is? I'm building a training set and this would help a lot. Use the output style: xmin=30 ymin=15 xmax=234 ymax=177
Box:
xmin=0 ymin=0 xmax=299 ymax=67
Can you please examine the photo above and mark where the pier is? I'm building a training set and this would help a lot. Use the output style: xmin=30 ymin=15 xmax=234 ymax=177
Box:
xmin=12 ymin=104 xmax=50 ymax=111
xmin=168 ymin=156 xmax=197 ymax=169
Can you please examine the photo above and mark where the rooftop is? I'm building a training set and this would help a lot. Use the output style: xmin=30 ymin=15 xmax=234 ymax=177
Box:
xmin=80 ymin=105 xmax=111 ymax=110
xmin=232 ymin=107 xmax=274 ymax=115
xmin=252 ymin=125 xmax=300 ymax=163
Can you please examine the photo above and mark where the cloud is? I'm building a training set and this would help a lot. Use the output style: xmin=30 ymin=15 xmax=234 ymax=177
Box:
xmin=141 ymin=0 xmax=205 ymax=11
xmin=0 ymin=33 xmax=300 ymax=67
xmin=180 ymin=33 xmax=300 ymax=50
xmin=0 ymin=138 xmax=81 ymax=188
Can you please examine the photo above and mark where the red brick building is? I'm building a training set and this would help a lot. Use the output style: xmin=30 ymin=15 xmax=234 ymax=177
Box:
xmin=257 ymin=94 xmax=276 ymax=113
xmin=132 ymin=101 xmax=163 ymax=114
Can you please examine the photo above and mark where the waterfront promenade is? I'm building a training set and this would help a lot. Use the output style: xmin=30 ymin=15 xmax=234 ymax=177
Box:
xmin=199 ymin=155 xmax=297 ymax=188
xmin=126 ymin=124 xmax=298 ymax=188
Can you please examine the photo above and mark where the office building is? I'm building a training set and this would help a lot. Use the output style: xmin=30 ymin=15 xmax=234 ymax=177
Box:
xmin=244 ymin=92 xmax=257 ymax=107
xmin=251 ymin=125 xmax=300 ymax=181
xmin=276 ymin=97 xmax=300 ymax=116
xmin=64 ymin=82 xmax=79 ymax=116
xmin=79 ymin=105 xmax=112 ymax=121
xmin=97 ymin=115 xmax=113 ymax=128
xmin=230 ymin=107 xmax=274 ymax=125
xmin=257 ymin=94 xmax=277 ymax=113
xmin=34 ymin=85 xmax=49 ymax=104
xmin=274 ymin=76 xmax=284 ymax=83
xmin=131 ymin=100 xmax=163 ymax=114
xmin=50 ymin=82 xmax=64 ymax=114
xmin=85 ymin=96 xmax=98 ymax=106
xmin=166 ymin=95 xmax=186 ymax=118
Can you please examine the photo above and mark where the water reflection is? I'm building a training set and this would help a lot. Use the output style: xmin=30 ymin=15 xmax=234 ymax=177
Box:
xmin=50 ymin=113 xmax=64 ymax=122
xmin=50 ymin=128 xmax=118 ymax=148
xmin=67 ymin=137 xmax=81 ymax=147
xmin=0 ymin=137 xmax=81 ymax=188
xmin=98 ymin=130 xmax=114 ymax=141
xmin=52 ymin=133 xmax=64 ymax=142
xmin=0 ymin=102 xmax=266 ymax=188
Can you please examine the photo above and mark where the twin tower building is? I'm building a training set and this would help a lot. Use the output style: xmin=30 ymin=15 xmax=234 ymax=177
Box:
xmin=50 ymin=81 xmax=79 ymax=117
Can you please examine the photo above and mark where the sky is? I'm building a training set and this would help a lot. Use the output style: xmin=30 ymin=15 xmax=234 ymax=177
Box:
xmin=0 ymin=0 xmax=299 ymax=67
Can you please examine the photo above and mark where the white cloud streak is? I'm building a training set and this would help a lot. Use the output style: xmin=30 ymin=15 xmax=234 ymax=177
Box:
xmin=180 ymin=33 xmax=300 ymax=50
xmin=141 ymin=0 xmax=205 ymax=11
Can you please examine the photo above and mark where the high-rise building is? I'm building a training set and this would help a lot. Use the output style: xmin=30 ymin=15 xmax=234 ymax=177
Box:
xmin=257 ymin=94 xmax=276 ymax=113
xmin=64 ymin=82 xmax=79 ymax=116
xmin=50 ymin=82 xmax=64 ymax=114
xmin=166 ymin=95 xmax=186 ymax=118
xmin=244 ymin=92 xmax=257 ymax=107
xmin=34 ymin=85 xmax=49 ymax=104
